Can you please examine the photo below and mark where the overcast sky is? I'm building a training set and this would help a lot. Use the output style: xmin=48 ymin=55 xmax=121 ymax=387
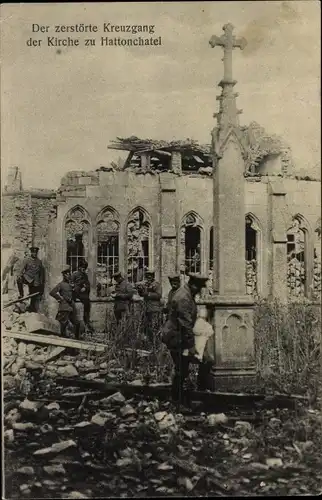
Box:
xmin=1 ymin=1 xmax=320 ymax=189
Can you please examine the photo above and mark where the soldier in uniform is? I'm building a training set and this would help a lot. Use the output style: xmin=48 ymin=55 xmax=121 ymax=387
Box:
xmin=111 ymin=271 xmax=135 ymax=325
xmin=164 ymin=274 xmax=181 ymax=320
xmin=17 ymin=246 xmax=45 ymax=312
xmin=49 ymin=266 xmax=76 ymax=337
xmin=71 ymin=259 xmax=93 ymax=333
xmin=161 ymin=272 xmax=209 ymax=405
xmin=137 ymin=269 xmax=162 ymax=342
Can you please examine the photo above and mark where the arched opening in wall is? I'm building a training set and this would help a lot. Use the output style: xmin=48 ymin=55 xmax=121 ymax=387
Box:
xmin=96 ymin=208 xmax=120 ymax=298
xmin=209 ymin=227 xmax=214 ymax=272
xmin=179 ymin=212 xmax=203 ymax=276
xmin=313 ymin=217 xmax=321 ymax=300
xmin=127 ymin=208 xmax=152 ymax=284
xmin=287 ymin=217 xmax=307 ymax=299
xmin=65 ymin=206 xmax=90 ymax=273
xmin=245 ymin=215 xmax=259 ymax=296
xmin=185 ymin=226 xmax=201 ymax=273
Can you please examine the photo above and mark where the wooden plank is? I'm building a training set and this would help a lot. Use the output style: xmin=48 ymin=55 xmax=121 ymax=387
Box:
xmin=55 ymin=378 xmax=266 ymax=406
xmin=2 ymin=330 xmax=107 ymax=352
xmin=3 ymin=293 xmax=41 ymax=309
xmin=55 ymin=378 xmax=308 ymax=409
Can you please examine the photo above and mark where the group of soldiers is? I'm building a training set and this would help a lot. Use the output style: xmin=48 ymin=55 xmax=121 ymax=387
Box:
xmin=15 ymin=246 xmax=212 ymax=405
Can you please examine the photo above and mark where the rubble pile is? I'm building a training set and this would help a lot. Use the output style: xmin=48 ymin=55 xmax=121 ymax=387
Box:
xmin=3 ymin=309 xmax=29 ymax=332
xmin=4 ymin=380 xmax=322 ymax=498
xmin=3 ymin=311 xmax=322 ymax=497
xmin=313 ymin=257 xmax=321 ymax=298
xmin=287 ymin=258 xmax=305 ymax=297
xmin=246 ymin=260 xmax=257 ymax=296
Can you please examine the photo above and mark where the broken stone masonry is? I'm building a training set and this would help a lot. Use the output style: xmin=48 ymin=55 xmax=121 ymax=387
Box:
xmin=1 ymin=24 xmax=321 ymax=385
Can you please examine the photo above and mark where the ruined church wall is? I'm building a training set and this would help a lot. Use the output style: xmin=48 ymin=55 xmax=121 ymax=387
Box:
xmin=31 ymin=196 xmax=57 ymax=315
xmin=49 ymin=171 xmax=161 ymax=329
xmin=282 ymin=179 xmax=321 ymax=231
xmin=2 ymin=193 xmax=33 ymax=255
xmin=244 ymin=180 xmax=270 ymax=298
xmin=175 ymin=175 xmax=213 ymax=274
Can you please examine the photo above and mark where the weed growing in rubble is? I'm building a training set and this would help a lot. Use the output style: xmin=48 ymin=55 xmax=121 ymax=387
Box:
xmin=92 ymin=304 xmax=173 ymax=384
xmin=254 ymin=299 xmax=321 ymax=397
xmin=92 ymin=299 xmax=320 ymax=394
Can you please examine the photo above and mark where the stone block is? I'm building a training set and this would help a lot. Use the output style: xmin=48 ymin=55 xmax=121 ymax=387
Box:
xmin=161 ymin=225 xmax=176 ymax=238
xmin=24 ymin=313 xmax=61 ymax=335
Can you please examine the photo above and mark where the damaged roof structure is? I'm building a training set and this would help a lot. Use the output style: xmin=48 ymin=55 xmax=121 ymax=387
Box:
xmin=104 ymin=122 xmax=294 ymax=177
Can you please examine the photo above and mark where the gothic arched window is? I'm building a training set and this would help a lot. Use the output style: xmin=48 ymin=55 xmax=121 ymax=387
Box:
xmin=287 ymin=216 xmax=308 ymax=298
xmin=65 ymin=206 xmax=90 ymax=273
xmin=180 ymin=212 xmax=203 ymax=276
xmin=96 ymin=208 xmax=120 ymax=297
xmin=209 ymin=226 xmax=214 ymax=272
xmin=245 ymin=214 xmax=261 ymax=296
xmin=127 ymin=208 xmax=152 ymax=284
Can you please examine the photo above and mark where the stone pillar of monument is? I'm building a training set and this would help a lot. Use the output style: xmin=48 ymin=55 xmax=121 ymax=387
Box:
xmin=268 ymin=178 xmax=288 ymax=303
xmin=207 ymin=24 xmax=255 ymax=390
xmin=159 ymin=172 xmax=178 ymax=298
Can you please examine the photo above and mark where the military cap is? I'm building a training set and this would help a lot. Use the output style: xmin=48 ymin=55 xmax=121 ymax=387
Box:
xmin=188 ymin=272 xmax=209 ymax=283
xmin=61 ymin=265 xmax=71 ymax=274
xmin=168 ymin=273 xmax=180 ymax=281
xmin=30 ymin=246 xmax=39 ymax=252
xmin=113 ymin=271 xmax=122 ymax=278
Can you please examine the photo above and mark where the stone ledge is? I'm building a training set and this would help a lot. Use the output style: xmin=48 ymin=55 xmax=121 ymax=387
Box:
xmin=161 ymin=226 xmax=176 ymax=238
xmin=197 ymin=295 xmax=254 ymax=306
xmin=272 ymin=231 xmax=287 ymax=243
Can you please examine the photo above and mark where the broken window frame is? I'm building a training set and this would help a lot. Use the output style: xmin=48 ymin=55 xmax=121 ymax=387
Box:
xmin=179 ymin=212 xmax=204 ymax=276
xmin=286 ymin=215 xmax=310 ymax=299
xmin=126 ymin=207 xmax=153 ymax=285
xmin=64 ymin=206 xmax=90 ymax=274
xmin=245 ymin=214 xmax=261 ymax=297
xmin=95 ymin=208 xmax=120 ymax=298
xmin=209 ymin=226 xmax=214 ymax=271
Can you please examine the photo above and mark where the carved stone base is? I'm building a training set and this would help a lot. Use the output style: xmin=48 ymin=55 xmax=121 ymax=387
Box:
xmin=208 ymin=366 xmax=256 ymax=392
xmin=200 ymin=295 xmax=255 ymax=391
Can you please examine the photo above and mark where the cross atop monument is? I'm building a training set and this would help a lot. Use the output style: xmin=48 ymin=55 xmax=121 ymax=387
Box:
xmin=209 ymin=24 xmax=247 ymax=129
xmin=209 ymin=23 xmax=247 ymax=83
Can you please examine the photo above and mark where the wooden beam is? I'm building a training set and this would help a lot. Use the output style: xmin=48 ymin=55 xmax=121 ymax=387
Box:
xmin=2 ymin=330 xmax=107 ymax=352
xmin=55 ymin=378 xmax=267 ymax=406
xmin=3 ymin=293 xmax=41 ymax=309
xmin=55 ymin=378 xmax=308 ymax=409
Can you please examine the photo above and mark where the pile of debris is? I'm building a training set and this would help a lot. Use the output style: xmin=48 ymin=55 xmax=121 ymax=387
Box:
xmin=245 ymin=260 xmax=257 ymax=296
xmin=4 ymin=379 xmax=322 ymax=498
xmin=287 ymin=257 xmax=306 ymax=297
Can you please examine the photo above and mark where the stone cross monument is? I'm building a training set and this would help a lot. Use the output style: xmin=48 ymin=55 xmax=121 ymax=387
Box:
xmin=207 ymin=24 xmax=255 ymax=389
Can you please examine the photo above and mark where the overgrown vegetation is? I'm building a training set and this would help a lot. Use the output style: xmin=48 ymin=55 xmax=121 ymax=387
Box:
xmin=255 ymin=299 xmax=321 ymax=398
xmin=89 ymin=300 xmax=321 ymax=399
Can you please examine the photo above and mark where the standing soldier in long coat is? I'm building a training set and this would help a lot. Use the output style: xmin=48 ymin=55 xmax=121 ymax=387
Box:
xmin=161 ymin=273 xmax=209 ymax=405
xmin=137 ymin=269 xmax=162 ymax=342
xmin=71 ymin=259 xmax=93 ymax=333
xmin=17 ymin=246 xmax=45 ymax=313
xmin=50 ymin=266 xmax=76 ymax=337
xmin=163 ymin=274 xmax=181 ymax=320
xmin=111 ymin=271 xmax=135 ymax=325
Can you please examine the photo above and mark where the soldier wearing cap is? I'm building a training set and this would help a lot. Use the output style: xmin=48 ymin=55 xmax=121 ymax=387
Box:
xmin=164 ymin=273 xmax=181 ymax=320
xmin=137 ymin=268 xmax=162 ymax=342
xmin=161 ymin=272 xmax=209 ymax=405
xmin=110 ymin=271 xmax=135 ymax=325
xmin=17 ymin=246 xmax=45 ymax=313
xmin=50 ymin=265 xmax=76 ymax=337
xmin=71 ymin=259 xmax=93 ymax=333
